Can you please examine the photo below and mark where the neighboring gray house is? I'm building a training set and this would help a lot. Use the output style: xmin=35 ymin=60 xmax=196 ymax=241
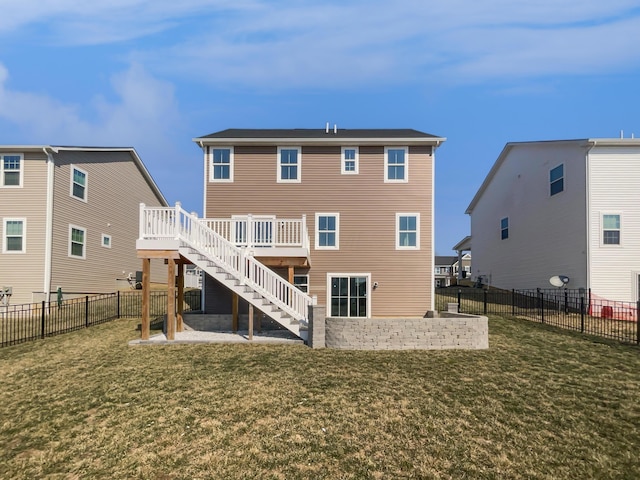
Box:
xmin=465 ymin=138 xmax=640 ymax=303
xmin=0 ymin=146 xmax=167 ymax=305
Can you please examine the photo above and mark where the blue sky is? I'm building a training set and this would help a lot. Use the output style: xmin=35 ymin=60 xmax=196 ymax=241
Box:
xmin=1 ymin=0 xmax=639 ymax=254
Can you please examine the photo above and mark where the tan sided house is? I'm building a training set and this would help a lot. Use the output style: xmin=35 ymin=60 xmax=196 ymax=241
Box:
xmin=137 ymin=128 xmax=445 ymax=340
xmin=0 ymin=146 xmax=167 ymax=305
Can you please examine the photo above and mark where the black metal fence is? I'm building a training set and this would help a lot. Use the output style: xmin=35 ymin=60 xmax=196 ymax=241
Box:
xmin=436 ymin=287 xmax=640 ymax=345
xmin=0 ymin=289 xmax=201 ymax=348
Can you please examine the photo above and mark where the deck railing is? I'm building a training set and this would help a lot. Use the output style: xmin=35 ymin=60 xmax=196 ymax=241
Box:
xmin=202 ymin=215 xmax=308 ymax=250
xmin=139 ymin=204 xmax=313 ymax=323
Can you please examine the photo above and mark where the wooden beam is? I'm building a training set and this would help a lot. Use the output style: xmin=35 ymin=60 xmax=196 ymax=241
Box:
xmin=256 ymin=257 xmax=309 ymax=267
xmin=248 ymin=303 xmax=254 ymax=341
xmin=232 ymin=292 xmax=239 ymax=333
xmin=167 ymin=258 xmax=176 ymax=341
xmin=176 ymin=263 xmax=184 ymax=333
xmin=141 ymin=258 xmax=151 ymax=340
xmin=137 ymin=249 xmax=181 ymax=259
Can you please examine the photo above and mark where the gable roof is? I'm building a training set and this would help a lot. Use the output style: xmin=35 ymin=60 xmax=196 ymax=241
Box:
xmin=0 ymin=145 xmax=168 ymax=206
xmin=194 ymin=128 xmax=446 ymax=146
xmin=465 ymin=138 xmax=640 ymax=215
xmin=435 ymin=256 xmax=457 ymax=266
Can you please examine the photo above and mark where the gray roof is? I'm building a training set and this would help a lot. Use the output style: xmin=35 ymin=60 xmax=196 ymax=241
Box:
xmin=198 ymin=128 xmax=442 ymax=140
xmin=435 ymin=256 xmax=458 ymax=266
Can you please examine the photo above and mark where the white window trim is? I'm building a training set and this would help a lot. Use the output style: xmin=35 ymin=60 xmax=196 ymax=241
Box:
xmin=70 ymin=165 xmax=88 ymax=202
xmin=1 ymin=153 xmax=24 ymax=188
xmin=2 ymin=218 xmax=26 ymax=254
xmin=326 ymin=273 xmax=372 ymax=318
xmin=601 ymin=212 xmax=622 ymax=246
xmin=549 ymin=163 xmax=564 ymax=196
xmin=396 ymin=212 xmax=420 ymax=250
xmin=315 ymin=212 xmax=340 ymax=250
xmin=69 ymin=224 xmax=87 ymax=259
xmin=341 ymin=146 xmax=359 ymax=175
xmin=209 ymin=146 xmax=234 ymax=183
xmin=384 ymin=146 xmax=409 ymax=183
xmin=501 ymin=217 xmax=509 ymax=240
xmin=277 ymin=146 xmax=302 ymax=183
xmin=101 ymin=233 xmax=112 ymax=248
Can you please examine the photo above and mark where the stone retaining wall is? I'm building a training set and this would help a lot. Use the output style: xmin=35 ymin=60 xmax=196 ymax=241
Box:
xmin=316 ymin=311 xmax=488 ymax=350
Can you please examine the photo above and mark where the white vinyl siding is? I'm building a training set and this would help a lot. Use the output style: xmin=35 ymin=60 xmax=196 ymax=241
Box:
xmin=588 ymin=146 xmax=640 ymax=301
xmin=1 ymin=154 xmax=23 ymax=187
xmin=3 ymin=218 xmax=26 ymax=253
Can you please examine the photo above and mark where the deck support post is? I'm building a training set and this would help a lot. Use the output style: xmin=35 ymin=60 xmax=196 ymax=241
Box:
xmin=177 ymin=262 xmax=184 ymax=333
xmin=232 ymin=292 xmax=239 ymax=332
xmin=141 ymin=258 xmax=151 ymax=340
xmin=167 ymin=258 xmax=176 ymax=341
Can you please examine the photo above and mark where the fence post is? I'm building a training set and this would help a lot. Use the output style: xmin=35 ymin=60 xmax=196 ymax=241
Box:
xmin=483 ymin=288 xmax=488 ymax=315
xmin=41 ymin=300 xmax=46 ymax=339
xmin=85 ymin=296 xmax=89 ymax=328
xmin=457 ymin=289 xmax=461 ymax=313
xmin=581 ymin=296 xmax=585 ymax=333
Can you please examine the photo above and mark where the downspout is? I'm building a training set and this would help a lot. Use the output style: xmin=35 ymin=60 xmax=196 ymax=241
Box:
xmin=42 ymin=147 xmax=56 ymax=304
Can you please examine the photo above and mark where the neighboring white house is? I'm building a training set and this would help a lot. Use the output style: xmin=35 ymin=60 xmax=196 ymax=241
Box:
xmin=465 ymin=138 xmax=640 ymax=303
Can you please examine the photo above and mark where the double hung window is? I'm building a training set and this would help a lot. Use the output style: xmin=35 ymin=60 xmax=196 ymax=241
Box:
xmin=341 ymin=147 xmax=359 ymax=174
xmin=396 ymin=213 xmax=419 ymax=249
xmin=71 ymin=166 xmax=88 ymax=201
xmin=278 ymin=147 xmax=301 ymax=182
xmin=69 ymin=225 xmax=86 ymax=258
xmin=385 ymin=147 xmax=408 ymax=182
xmin=1 ymin=155 xmax=22 ymax=187
xmin=211 ymin=147 xmax=233 ymax=181
xmin=602 ymin=214 xmax=620 ymax=245
xmin=316 ymin=213 xmax=339 ymax=249
xmin=3 ymin=219 xmax=25 ymax=253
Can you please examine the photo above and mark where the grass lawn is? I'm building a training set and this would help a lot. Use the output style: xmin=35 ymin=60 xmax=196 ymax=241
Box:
xmin=1 ymin=317 xmax=639 ymax=479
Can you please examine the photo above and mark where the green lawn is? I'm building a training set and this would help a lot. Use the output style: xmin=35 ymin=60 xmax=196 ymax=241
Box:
xmin=1 ymin=316 xmax=639 ymax=479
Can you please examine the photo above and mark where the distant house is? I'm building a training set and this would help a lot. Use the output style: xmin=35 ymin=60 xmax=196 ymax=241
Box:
xmin=0 ymin=146 xmax=167 ymax=305
xmin=435 ymin=254 xmax=471 ymax=287
xmin=137 ymin=128 xmax=446 ymax=338
xmin=465 ymin=138 xmax=640 ymax=302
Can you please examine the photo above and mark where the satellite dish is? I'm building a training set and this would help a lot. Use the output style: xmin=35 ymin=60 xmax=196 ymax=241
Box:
xmin=549 ymin=275 xmax=570 ymax=287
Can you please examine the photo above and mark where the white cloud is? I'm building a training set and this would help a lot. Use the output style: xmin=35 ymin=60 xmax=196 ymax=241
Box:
xmin=0 ymin=62 xmax=181 ymax=150
xmin=1 ymin=0 xmax=640 ymax=86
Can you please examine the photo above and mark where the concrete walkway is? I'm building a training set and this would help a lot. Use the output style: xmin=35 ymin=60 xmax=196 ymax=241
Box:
xmin=129 ymin=329 xmax=305 ymax=346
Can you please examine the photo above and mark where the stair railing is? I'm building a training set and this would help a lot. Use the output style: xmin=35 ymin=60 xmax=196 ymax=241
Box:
xmin=140 ymin=203 xmax=312 ymax=322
